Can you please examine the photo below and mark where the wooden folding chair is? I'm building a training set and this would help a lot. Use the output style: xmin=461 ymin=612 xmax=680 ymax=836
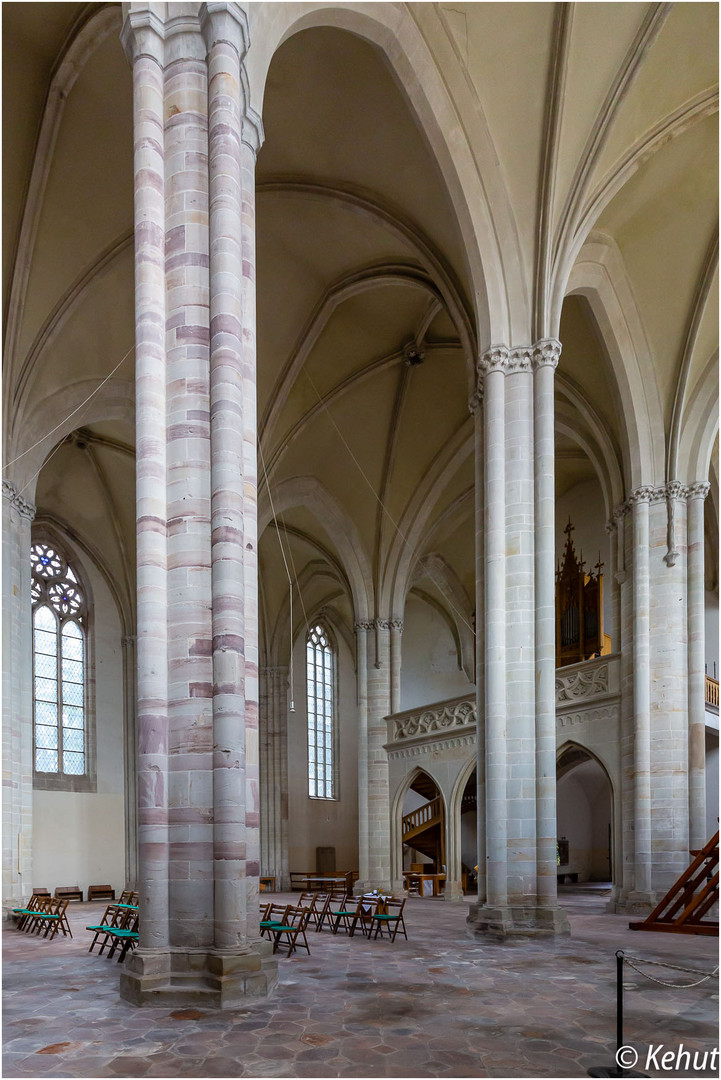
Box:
xmin=27 ymin=897 xmax=72 ymax=940
xmin=105 ymin=911 xmax=140 ymax=963
xmin=330 ymin=895 xmax=367 ymax=937
xmin=270 ymin=905 xmax=311 ymax=956
xmin=13 ymin=892 xmax=47 ymax=931
xmin=308 ymin=892 xmax=332 ymax=932
xmin=369 ymin=896 xmax=407 ymax=941
xmin=260 ymin=903 xmax=291 ymax=939
xmin=87 ymin=903 xmax=128 ymax=953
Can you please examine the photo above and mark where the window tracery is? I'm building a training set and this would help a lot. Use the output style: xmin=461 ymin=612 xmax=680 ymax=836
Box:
xmin=306 ymin=623 xmax=336 ymax=799
xmin=31 ymin=542 xmax=87 ymax=776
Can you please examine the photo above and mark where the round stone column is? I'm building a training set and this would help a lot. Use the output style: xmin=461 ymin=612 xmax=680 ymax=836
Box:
xmin=120 ymin=11 xmax=169 ymax=953
xmin=121 ymin=2 xmax=276 ymax=1007
xmin=687 ymin=481 xmax=709 ymax=850
xmin=630 ymin=488 xmax=653 ymax=901
xmin=532 ymin=340 xmax=562 ymax=920
xmin=478 ymin=347 xmax=507 ymax=917
xmin=355 ymin=621 xmax=370 ymax=888
xmin=2 ymin=481 xmax=35 ymax=915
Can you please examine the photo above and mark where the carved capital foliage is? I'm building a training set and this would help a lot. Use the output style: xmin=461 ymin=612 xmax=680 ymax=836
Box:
xmin=2 ymin=480 xmax=36 ymax=521
xmin=688 ymin=481 xmax=710 ymax=501
xmin=477 ymin=338 xmax=561 ymax=382
xmin=532 ymin=338 xmax=561 ymax=370
xmin=628 ymin=485 xmax=656 ymax=506
xmin=477 ymin=345 xmax=510 ymax=377
xmin=389 ymin=619 xmax=404 ymax=633
xmin=555 ymin=664 xmax=609 ymax=702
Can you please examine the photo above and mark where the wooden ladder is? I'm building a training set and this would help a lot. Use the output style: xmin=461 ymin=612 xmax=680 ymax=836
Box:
xmin=629 ymin=831 xmax=719 ymax=936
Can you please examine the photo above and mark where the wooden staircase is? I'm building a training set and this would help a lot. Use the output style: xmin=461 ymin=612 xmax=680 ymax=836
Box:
xmin=402 ymin=776 xmax=445 ymax=870
xmin=629 ymin=831 xmax=719 ymax=936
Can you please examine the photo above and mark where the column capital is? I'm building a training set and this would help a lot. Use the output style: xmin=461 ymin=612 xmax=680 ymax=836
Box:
xmin=505 ymin=346 xmax=533 ymax=373
xmin=242 ymin=106 xmax=265 ymax=155
xmin=687 ymin=480 xmax=710 ymax=501
xmin=532 ymin=338 xmax=561 ymax=370
xmin=628 ymin=485 xmax=656 ymax=507
xmin=2 ymin=479 xmax=36 ymax=521
xmin=354 ymin=618 xmax=394 ymax=633
xmin=199 ymin=2 xmax=249 ymax=57
xmin=120 ymin=5 xmax=166 ymax=65
xmin=477 ymin=344 xmax=510 ymax=376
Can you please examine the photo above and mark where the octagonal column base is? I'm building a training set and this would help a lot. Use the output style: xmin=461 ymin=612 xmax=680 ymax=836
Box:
xmin=119 ymin=942 xmax=278 ymax=1009
xmin=466 ymin=902 xmax=570 ymax=941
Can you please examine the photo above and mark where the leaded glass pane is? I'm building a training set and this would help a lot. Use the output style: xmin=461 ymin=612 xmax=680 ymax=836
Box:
xmin=36 ymin=748 xmax=58 ymax=772
xmin=62 ymin=681 xmax=83 ymax=707
xmin=61 ymin=633 xmax=82 ymax=661
xmin=63 ymin=752 xmax=85 ymax=775
xmin=62 ymin=658 xmax=83 ymax=684
xmin=63 ymin=706 xmax=84 ymax=729
xmin=34 ymin=652 xmax=57 ymax=680
xmin=63 ymin=727 xmax=84 ymax=752
xmin=35 ymin=677 xmax=57 ymax=702
xmin=34 ymin=628 xmax=57 ymax=656
xmin=35 ymin=700 xmax=57 ymax=725
xmin=35 ymin=724 xmax=58 ymax=749
xmin=34 ymin=606 xmax=55 ymax=632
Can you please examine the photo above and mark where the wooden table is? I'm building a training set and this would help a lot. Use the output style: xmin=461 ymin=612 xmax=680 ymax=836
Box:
xmin=259 ymin=876 xmax=275 ymax=892
xmin=403 ymin=872 xmax=446 ymax=897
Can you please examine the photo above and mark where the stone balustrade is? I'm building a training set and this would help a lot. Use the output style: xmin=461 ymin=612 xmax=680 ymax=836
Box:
xmin=385 ymin=653 xmax=622 ymax=753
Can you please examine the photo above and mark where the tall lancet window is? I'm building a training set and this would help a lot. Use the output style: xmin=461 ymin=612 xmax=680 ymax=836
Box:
xmin=306 ymin=623 xmax=336 ymax=799
xmin=31 ymin=542 xmax=87 ymax=777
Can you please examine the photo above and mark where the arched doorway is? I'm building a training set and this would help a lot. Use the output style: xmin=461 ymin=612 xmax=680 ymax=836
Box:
xmin=556 ymin=745 xmax=613 ymax=890
xmin=400 ymin=770 xmax=445 ymax=895
xmin=458 ymin=768 xmax=478 ymax=895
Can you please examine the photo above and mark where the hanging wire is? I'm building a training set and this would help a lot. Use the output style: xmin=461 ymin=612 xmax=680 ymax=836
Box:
xmin=301 ymin=366 xmax=476 ymax=637
xmin=4 ymin=345 xmax=135 ymax=473
xmin=258 ymin=437 xmax=311 ymax=714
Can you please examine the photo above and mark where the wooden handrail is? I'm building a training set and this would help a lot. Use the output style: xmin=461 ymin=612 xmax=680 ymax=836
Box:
xmin=706 ymin=675 xmax=719 ymax=708
xmin=402 ymin=796 xmax=442 ymax=838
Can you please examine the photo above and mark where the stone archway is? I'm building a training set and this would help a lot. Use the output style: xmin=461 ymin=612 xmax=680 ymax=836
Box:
xmin=556 ymin=745 xmax=614 ymax=891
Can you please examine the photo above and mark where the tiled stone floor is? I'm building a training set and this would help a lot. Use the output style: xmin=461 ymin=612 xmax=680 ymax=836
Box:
xmin=3 ymin=887 xmax=718 ymax=1079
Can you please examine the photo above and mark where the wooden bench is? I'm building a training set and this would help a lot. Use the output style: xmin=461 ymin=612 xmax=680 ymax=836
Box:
xmin=88 ymin=885 xmax=116 ymax=901
xmin=54 ymin=885 xmax=83 ymax=902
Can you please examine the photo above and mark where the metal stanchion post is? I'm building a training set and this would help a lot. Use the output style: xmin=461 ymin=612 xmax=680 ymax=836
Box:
xmin=588 ymin=951 xmax=647 ymax=1077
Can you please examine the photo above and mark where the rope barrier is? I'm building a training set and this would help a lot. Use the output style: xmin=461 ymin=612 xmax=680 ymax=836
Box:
xmin=623 ymin=953 xmax=719 ymax=990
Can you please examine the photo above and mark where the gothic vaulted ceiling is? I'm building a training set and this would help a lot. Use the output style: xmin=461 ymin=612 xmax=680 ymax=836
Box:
xmin=3 ymin=2 xmax=718 ymax=651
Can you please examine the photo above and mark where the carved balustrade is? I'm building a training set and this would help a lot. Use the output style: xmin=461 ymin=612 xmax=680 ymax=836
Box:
xmin=384 ymin=654 xmax=623 ymax=756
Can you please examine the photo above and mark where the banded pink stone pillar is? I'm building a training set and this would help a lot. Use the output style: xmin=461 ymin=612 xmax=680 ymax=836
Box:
xmin=121 ymin=1 xmax=276 ymax=1007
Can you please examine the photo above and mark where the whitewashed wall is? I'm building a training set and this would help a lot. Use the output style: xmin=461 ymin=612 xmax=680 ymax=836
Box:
xmin=400 ymin=594 xmax=473 ymax=710
xmin=33 ymin=552 xmax=126 ymax=895
xmin=705 ymin=591 xmax=719 ymax=676
xmin=286 ymin=629 xmax=358 ymax=872
xmin=706 ymin=733 xmax=719 ymax=839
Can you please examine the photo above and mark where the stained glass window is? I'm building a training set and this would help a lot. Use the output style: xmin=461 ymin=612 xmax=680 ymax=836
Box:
xmin=31 ymin=542 xmax=86 ymax=776
xmin=306 ymin=623 xmax=336 ymax=799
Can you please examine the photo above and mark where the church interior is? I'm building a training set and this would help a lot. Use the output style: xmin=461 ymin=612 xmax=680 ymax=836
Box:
xmin=3 ymin=1 xmax=719 ymax=1076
